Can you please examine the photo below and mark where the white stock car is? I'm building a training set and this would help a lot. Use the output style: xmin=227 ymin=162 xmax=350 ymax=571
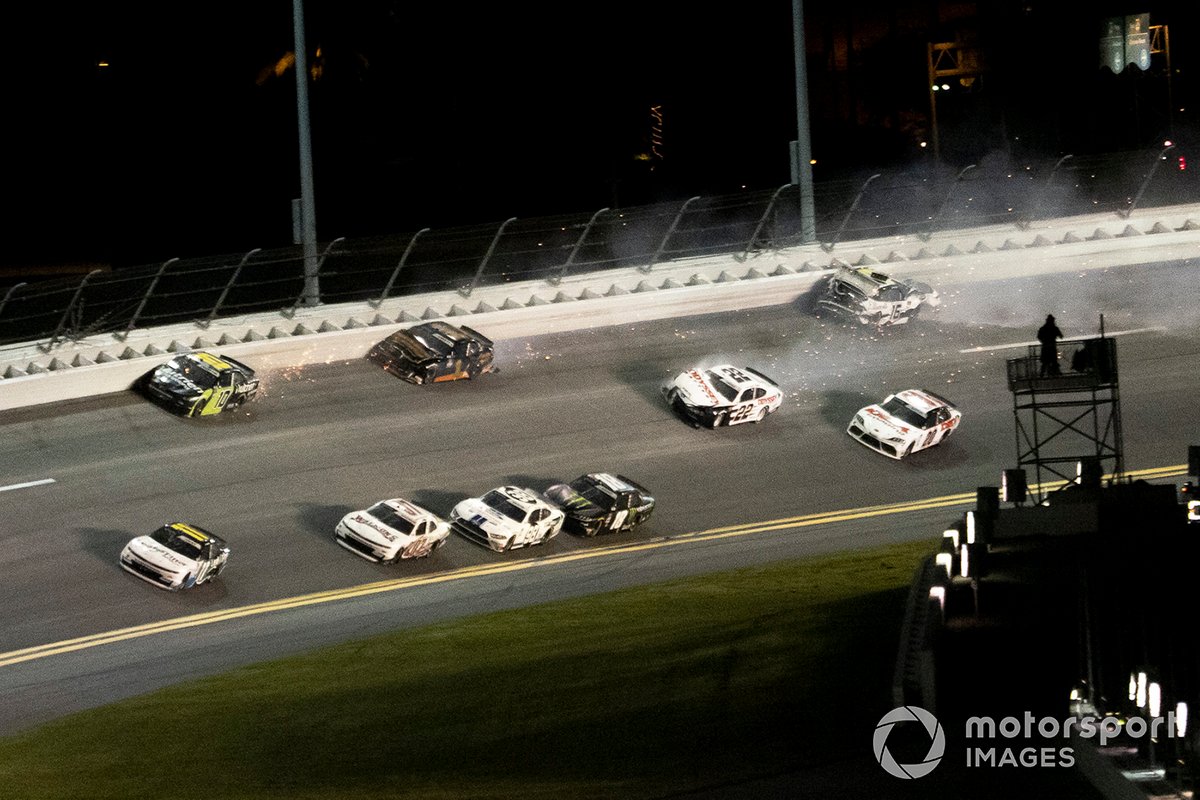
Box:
xmin=663 ymin=364 xmax=783 ymax=428
xmin=815 ymin=265 xmax=940 ymax=327
xmin=847 ymin=389 xmax=961 ymax=460
xmin=119 ymin=521 xmax=230 ymax=591
xmin=450 ymin=486 xmax=565 ymax=552
xmin=335 ymin=498 xmax=451 ymax=563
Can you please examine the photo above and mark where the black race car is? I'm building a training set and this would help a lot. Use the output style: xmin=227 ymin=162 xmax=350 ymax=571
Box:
xmin=139 ymin=351 xmax=259 ymax=417
xmin=368 ymin=321 xmax=496 ymax=385
xmin=543 ymin=473 xmax=656 ymax=537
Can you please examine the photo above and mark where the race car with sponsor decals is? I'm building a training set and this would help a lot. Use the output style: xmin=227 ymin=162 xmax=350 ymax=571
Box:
xmin=368 ymin=321 xmax=496 ymax=385
xmin=663 ymin=364 xmax=782 ymax=428
xmin=138 ymin=351 xmax=259 ymax=417
xmin=543 ymin=473 xmax=656 ymax=537
xmin=815 ymin=265 xmax=940 ymax=327
xmin=119 ymin=522 xmax=230 ymax=591
xmin=450 ymin=486 xmax=565 ymax=552
xmin=335 ymin=498 xmax=451 ymax=563
xmin=847 ymin=388 xmax=961 ymax=460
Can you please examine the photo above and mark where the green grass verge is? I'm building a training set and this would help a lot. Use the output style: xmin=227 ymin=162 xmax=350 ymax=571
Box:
xmin=0 ymin=540 xmax=932 ymax=800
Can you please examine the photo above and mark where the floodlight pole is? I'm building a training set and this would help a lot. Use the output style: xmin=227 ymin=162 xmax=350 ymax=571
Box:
xmin=791 ymin=0 xmax=816 ymax=243
xmin=293 ymin=0 xmax=320 ymax=306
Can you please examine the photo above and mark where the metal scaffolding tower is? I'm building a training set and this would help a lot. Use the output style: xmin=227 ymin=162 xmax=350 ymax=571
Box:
xmin=1006 ymin=335 xmax=1125 ymax=504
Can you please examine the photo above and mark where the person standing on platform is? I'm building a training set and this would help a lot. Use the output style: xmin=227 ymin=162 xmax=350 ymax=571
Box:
xmin=1037 ymin=314 xmax=1063 ymax=376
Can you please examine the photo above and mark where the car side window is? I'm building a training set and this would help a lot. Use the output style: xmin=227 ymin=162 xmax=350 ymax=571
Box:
xmin=467 ymin=342 xmax=479 ymax=357
xmin=752 ymin=387 xmax=766 ymax=400
xmin=736 ymin=389 xmax=751 ymax=403
xmin=530 ymin=508 xmax=547 ymax=523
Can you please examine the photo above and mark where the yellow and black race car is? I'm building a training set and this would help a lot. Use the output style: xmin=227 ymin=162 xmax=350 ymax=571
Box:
xmin=138 ymin=351 xmax=260 ymax=417
xmin=368 ymin=321 xmax=496 ymax=385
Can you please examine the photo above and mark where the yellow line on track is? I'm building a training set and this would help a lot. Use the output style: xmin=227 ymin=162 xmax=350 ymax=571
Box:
xmin=0 ymin=464 xmax=1186 ymax=669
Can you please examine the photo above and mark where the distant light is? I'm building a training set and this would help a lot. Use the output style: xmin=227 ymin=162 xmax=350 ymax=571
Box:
xmin=1148 ymin=682 xmax=1161 ymax=718
xmin=1129 ymin=673 xmax=1138 ymax=702
xmin=935 ymin=551 xmax=953 ymax=579
xmin=1136 ymin=671 xmax=1148 ymax=709
xmin=1177 ymin=703 xmax=1189 ymax=736
xmin=98 ymin=61 xmax=110 ymax=68
xmin=941 ymin=83 xmax=950 ymax=91
xmin=965 ymin=511 xmax=976 ymax=544
xmin=931 ymin=85 xmax=939 ymax=92
xmin=809 ymin=159 xmax=817 ymax=165
xmin=928 ymin=585 xmax=945 ymax=612
xmin=1179 ymin=156 xmax=1188 ymax=173
xmin=959 ymin=543 xmax=970 ymax=578
xmin=919 ymin=141 xmax=928 ymax=148
xmin=1163 ymin=139 xmax=1173 ymax=147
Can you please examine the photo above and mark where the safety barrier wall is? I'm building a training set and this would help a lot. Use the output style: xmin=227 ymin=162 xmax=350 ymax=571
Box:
xmin=3 ymin=196 xmax=1199 ymax=413
xmin=1 ymin=146 xmax=1194 ymax=349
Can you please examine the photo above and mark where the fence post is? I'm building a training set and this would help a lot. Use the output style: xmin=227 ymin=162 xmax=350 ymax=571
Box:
xmin=200 ymin=248 xmax=261 ymax=329
xmin=548 ymin=208 xmax=609 ymax=286
xmin=459 ymin=217 xmax=517 ymax=298
xmin=370 ymin=228 xmax=430 ymax=308
xmin=639 ymin=196 xmax=700 ymax=274
xmin=0 ymin=282 xmax=28 ymax=324
xmin=736 ymin=184 xmax=792 ymax=262
xmin=284 ymin=237 xmax=344 ymax=317
xmin=919 ymin=164 xmax=976 ymax=241
xmin=1119 ymin=144 xmax=1176 ymax=219
xmin=1017 ymin=154 xmax=1073 ymax=230
xmin=116 ymin=258 xmax=178 ymax=341
xmin=39 ymin=269 xmax=102 ymax=353
xmin=820 ymin=174 xmax=881 ymax=252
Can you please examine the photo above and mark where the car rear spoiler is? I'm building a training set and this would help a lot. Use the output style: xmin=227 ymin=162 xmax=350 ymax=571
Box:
xmin=743 ymin=367 xmax=779 ymax=388
xmin=616 ymin=475 xmax=653 ymax=495
xmin=921 ymin=389 xmax=956 ymax=408
xmin=459 ymin=325 xmax=494 ymax=347
xmin=217 ymin=354 xmax=256 ymax=374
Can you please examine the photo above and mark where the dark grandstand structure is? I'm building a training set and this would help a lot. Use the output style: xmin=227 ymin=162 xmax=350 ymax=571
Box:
xmin=893 ymin=332 xmax=1199 ymax=796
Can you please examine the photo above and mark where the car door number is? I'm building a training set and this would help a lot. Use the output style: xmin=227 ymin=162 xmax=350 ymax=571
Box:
xmin=728 ymin=404 xmax=754 ymax=423
xmin=610 ymin=510 xmax=628 ymax=531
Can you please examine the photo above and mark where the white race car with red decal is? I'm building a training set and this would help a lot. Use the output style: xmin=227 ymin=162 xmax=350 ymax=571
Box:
xmin=847 ymin=389 xmax=961 ymax=460
xmin=335 ymin=498 xmax=451 ymax=563
xmin=663 ymin=364 xmax=783 ymax=428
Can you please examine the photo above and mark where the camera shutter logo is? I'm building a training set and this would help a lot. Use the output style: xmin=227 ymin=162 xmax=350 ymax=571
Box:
xmin=873 ymin=705 xmax=946 ymax=779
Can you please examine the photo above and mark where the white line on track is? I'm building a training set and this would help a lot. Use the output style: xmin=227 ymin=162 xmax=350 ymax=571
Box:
xmin=958 ymin=327 xmax=1167 ymax=354
xmin=0 ymin=478 xmax=56 ymax=493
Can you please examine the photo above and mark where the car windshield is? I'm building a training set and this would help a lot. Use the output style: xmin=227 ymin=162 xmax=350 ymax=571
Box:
xmin=881 ymin=396 xmax=928 ymax=428
xmin=704 ymin=371 xmax=740 ymax=402
xmin=366 ymin=503 xmax=415 ymax=534
xmin=169 ymin=356 xmax=219 ymax=390
xmin=408 ymin=324 xmax=455 ymax=357
xmin=568 ymin=477 xmax=617 ymax=510
xmin=482 ymin=490 xmax=528 ymax=522
xmin=149 ymin=526 xmax=204 ymax=558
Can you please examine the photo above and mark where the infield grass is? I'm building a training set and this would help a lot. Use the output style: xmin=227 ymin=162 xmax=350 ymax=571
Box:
xmin=0 ymin=539 xmax=931 ymax=799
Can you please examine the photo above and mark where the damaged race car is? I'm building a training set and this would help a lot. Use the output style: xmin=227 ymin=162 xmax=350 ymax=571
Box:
xmin=119 ymin=521 xmax=230 ymax=591
xmin=138 ymin=351 xmax=260 ymax=417
xmin=544 ymin=473 xmax=656 ymax=537
xmin=335 ymin=498 xmax=451 ymax=563
xmin=815 ymin=265 xmax=940 ymax=327
xmin=367 ymin=321 xmax=495 ymax=385
xmin=847 ymin=388 xmax=961 ymax=460
xmin=663 ymin=364 xmax=782 ymax=428
xmin=450 ymin=486 xmax=565 ymax=552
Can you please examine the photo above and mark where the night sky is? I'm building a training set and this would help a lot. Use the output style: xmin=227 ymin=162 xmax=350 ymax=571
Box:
xmin=5 ymin=1 xmax=1198 ymax=272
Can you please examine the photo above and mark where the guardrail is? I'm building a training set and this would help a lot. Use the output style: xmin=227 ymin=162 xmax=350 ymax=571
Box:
xmin=1 ymin=146 xmax=1193 ymax=349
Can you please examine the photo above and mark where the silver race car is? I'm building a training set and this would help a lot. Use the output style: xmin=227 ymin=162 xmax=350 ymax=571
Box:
xmin=816 ymin=265 xmax=940 ymax=327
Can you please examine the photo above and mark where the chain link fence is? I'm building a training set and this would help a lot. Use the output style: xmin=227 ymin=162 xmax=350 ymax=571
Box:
xmin=1 ymin=146 xmax=1193 ymax=349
